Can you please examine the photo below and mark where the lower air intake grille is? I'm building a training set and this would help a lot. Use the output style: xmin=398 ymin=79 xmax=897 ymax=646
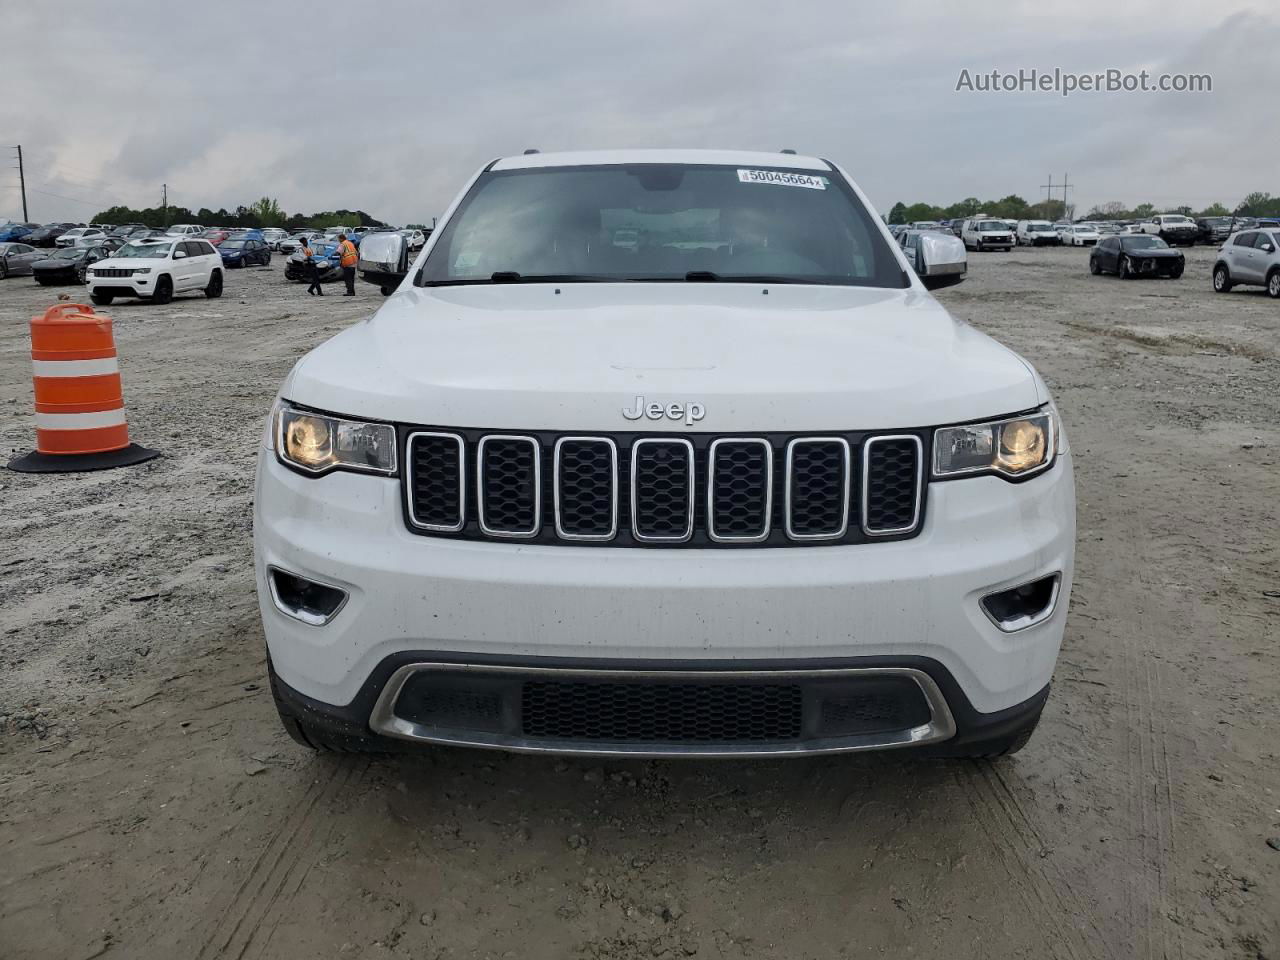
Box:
xmin=521 ymin=680 xmax=803 ymax=742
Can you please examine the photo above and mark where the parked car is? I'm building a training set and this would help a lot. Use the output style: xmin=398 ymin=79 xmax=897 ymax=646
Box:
xmin=85 ymin=237 xmax=223 ymax=305
xmin=961 ymin=218 xmax=1014 ymax=251
xmin=261 ymin=227 xmax=290 ymax=250
xmin=219 ymin=237 xmax=272 ymax=267
xmin=284 ymin=241 xmax=342 ymax=282
xmin=0 ymin=223 xmax=38 ymax=242
xmin=0 ymin=241 xmax=44 ymax=277
xmin=910 ymin=220 xmax=942 ymax=231
xmin=1089 ymin=235 xmax=1184 ymax=279
xmin=32 ymin=244 xmax=111 ymax=285
xmin=111 ymin=224 xmax=150 ymax=239
xmin=279 ymin=232 xmax=325 ymax=255
xmin=1094 ymin=223 xmax=1122 ymax=236
xmin=1140 ymin=214 xmax=1198 ymax=246
xmin=1212 ymin=229 xmax=1280 ymax=298
xmin=256 ymin=148 xmax=1074 ymax=760
xmin=164 ymin=224 xmax=205 ymax=237
xmin=201 ymin=228 xmax=231 ymax=246
xmin=398 ymin=228 xmax=427 ymax=251
xmin=56 ymin=227 xmax=107 ymax=248
xmin=1016 ymin=220 xmax=1060 ymax=246
xmin=22 ymin=224 xmax=69 ymax=247
xmin=897 ymin=228 xmax=967 ymax=288
xmin=1063 ymin=224 xmax=1101 ymax=247
xmin=1195 ymin=217 xmax=1234 ymax=245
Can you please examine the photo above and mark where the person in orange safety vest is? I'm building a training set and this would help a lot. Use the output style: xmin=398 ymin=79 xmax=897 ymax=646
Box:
xmin=335 ymin=233 xmax=358 ymax=296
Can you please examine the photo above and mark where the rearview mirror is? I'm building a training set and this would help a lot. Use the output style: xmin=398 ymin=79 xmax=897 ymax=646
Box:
xmin=357 ymin=232 xmax=409 ymax=296
xmin=916 ymin=232 xmax=967 ymax=290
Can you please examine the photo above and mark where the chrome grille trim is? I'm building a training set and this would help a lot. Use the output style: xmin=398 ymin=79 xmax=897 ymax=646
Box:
xmin=861 ymin=434 xmax=924 ymax=537
xmin=784 ymin=437 xmax=851 ymax=541
xmin=476 ymin=434 xmax=541 ymax=539
xmin=404 ymin=431 xmax=466 ymax=533
xmin=553 ymin=436 xmax=618 ymax=542
xmin=706 ymin=437 xmax=773 ymax=543
xmin=630 ymin=437 xmax=695 ymax=544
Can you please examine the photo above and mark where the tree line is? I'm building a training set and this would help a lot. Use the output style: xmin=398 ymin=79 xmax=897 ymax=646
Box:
xmin=87 ymin=196 xmax=388 ymax=231
xmin=886 ymin=191 xmax=1280 ymax=224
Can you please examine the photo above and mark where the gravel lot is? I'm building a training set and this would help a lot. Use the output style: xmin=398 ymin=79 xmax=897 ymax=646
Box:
xmin=1 ymin=245 xmax=1277 ymax=959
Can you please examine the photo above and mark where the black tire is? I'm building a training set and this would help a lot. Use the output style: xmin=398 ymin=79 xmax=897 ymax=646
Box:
xmin=1117 ymin=255 xmax=1131 ymax=279
xmin=152 ymin=275 xmax=173 ymax=304
xmin=269 ymin=660 xmax=391 ymax=754
xmin=0 ymin=260 xmax=8 ymax=279
xmin=90 ymin=292 xmax=114 ymax=305
xmin=35 ymin=276 xmax=54 ymax=286
xmin=1169 ymin=265 xmax=1184 ymax=280
xmin=205 ymin=270 xmax=223 ymax=299
xmin=1213 ymin=264 xmax=1233 ymax=293
xmin=1089 ymin=257 xmax=1101 ymax=275
xmin=265 ymin=253 xmax=272 ymax=266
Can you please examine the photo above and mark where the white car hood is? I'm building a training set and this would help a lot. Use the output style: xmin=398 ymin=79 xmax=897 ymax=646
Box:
xmin=284 ymin=283 xmax=1043 ymax=431
xmin=92 ymin=256 xmax=167 ymax=270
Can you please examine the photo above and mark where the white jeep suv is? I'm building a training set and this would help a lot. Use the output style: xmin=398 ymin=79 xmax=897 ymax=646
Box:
xmin=255 ymin=150 xmax=1075 ymax=759
xmin=86 ymin=237 xmax=223 ymax=305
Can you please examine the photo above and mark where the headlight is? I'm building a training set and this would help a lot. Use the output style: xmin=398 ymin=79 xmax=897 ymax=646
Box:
xmin=273 ymin=401 xmax=396 ymax=476
xmin=933 ymin=410 xmax=1056 ymax=480
xmin=133 ymin=267 xmax=151 ymax=274
xmin=316 ymin=259 xmax=330 ymax=268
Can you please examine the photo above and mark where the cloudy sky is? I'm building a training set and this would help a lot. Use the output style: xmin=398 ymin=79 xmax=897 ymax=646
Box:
xmin=3 ymin=1 xmax=1275 ymax=225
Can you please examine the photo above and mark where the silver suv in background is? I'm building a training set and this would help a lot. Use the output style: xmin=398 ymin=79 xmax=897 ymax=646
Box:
xmin=1213 ymin=229 xmax=1280 ymax=298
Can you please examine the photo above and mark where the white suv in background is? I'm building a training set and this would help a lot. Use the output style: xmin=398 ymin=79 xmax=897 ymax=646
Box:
xmin=164 ymin=223 xmax=205 ymax=237
xmin=86 ymin=236 xmax=223 ymax=305
xmin=55 ymin=227 xmax=108 ymax=248
xmin=255 ymin=149 xmax=1074 ymax=761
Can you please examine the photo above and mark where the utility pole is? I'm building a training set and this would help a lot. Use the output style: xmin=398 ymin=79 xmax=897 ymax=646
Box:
xmin=14 ymin=145 xmax=27 ymax=221
xmin=1039 ymin=174 xmax=1055 ymax=219
xmin=161 ymin=183 xmax=168 ymax=227
xmin=1061 ymin=173 xmax=1073 ymax=220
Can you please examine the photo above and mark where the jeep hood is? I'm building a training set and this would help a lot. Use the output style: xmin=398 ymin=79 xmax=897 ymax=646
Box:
xmin=284 ymin=284 xmax=1044 ymax=431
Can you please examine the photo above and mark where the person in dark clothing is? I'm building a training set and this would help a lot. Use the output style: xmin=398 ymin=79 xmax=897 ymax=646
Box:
xmin=335 ymin=233 xmax=358 ymax=296
xmin=301 ymin=239 xmax=323 ymax=296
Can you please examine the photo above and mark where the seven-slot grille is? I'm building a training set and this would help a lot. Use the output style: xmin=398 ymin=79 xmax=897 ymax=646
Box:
xmin=404 ymin=430 xmax=924 ymax=547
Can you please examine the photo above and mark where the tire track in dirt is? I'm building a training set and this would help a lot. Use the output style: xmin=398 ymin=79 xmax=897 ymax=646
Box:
xmin=953 ymin=765 xmax=1100 ymax=960
xmin=190 ymin=757 xmax=365 ymax=959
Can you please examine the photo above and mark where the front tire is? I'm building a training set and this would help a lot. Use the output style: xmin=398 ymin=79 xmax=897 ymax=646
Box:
xmin=205 ymin=270 xmax=223 ymax=299
xmin=1089 ymin=256 xmax=1101 ymax=275
xmin=1213 ymin=264 xmax=1233 ymax=293
xmin=1117 ymin=255 xmax=1131 ymax=279
xmin=1268 ymin=269 xmax=1280 ymax=299
xmin=152 ymin=275 xmax=173 ymax=304
xmin=0 ymin=260 xmax=8 ymax=279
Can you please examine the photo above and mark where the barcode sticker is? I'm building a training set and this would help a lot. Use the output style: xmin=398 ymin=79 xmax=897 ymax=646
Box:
xmin=737 ymin=169 xmax=827 ymax=189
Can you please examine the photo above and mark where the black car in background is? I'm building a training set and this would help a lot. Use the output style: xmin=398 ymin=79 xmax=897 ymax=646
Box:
xmin=23 ymin=224 xmax=71 ymax=247
xmin=1196 ymin=217 xmax=1235 ymax=245
xmin=32 ymin=245 xmax=110 ymax=285
xmin=1090 ymin=235 xmax=1185 ymax=279
xmin=110 ymin=223 xmax=149 ymax=239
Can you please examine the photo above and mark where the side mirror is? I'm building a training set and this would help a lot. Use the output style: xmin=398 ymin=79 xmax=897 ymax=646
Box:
xmin=174 ymin=250 xmax=188 ymax=259
xmin=1262 ymin=243 xmax=1275 ymax=253
xmin=357 ymin=232 xmax=409 ymax=295
xmin=917 ymin=232 xmax=967 ymax=290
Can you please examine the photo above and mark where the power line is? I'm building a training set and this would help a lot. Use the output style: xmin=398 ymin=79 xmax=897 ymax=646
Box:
xmin=27 ymin=187 xmax=111 ymax=207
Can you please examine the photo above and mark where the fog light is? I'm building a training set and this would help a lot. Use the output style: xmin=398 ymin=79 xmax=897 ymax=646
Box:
xmin=268 ymin=567 xmax=348 ymax=625
xmin=981 ymin=573 xmax=1061 ymax=632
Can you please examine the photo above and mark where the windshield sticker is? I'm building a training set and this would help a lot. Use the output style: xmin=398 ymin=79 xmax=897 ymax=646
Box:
xmin=737 ymin=169 xmax=827 ymax=190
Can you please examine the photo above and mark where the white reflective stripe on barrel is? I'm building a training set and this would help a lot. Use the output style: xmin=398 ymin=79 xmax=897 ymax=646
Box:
xmin=34 ymin=408 xmax=128 ymax=430
xmin=31 ymin=357 xmax=120 ymax=378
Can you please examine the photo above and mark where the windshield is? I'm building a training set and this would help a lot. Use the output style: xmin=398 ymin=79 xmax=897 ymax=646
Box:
xmin=1164 ymin=216 xmax=1192 ymax=224
xmin=52 ymin=248 xmax=83 ymax=260
xmin=1027 ymin=222 xmax=1051 ymax=230
xmin=117 ymin=241 xmax=172 ymax=258
xmin=1073 ymin=226 xmax=1094 ymax=233
xmin=419 ymin=163 xmax=904 ymax=287
xmin=1121 ymin=237 xmax=1168 ymax=250
xmin=977 ymin=221 xmax=1007 ymax=231
xmin=222 ymin=240 xmax=246 ymax=249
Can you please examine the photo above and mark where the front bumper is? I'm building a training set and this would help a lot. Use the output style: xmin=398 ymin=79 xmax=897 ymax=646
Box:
xmin=254 ymin=443 xmax=1076 ymax=743
xmin=86 ymin=274 xmax=155 ymax=297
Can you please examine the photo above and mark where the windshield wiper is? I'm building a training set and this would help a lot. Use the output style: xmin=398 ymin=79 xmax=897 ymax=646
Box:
xmin=685 ymin=270 xmax=719 ymax=281
xmin=422 ymin=272 xmax=622 ymax=286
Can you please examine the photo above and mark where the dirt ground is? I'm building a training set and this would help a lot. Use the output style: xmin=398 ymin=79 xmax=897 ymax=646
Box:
xmin=1 ymin=244 xmax=1277 ymax=960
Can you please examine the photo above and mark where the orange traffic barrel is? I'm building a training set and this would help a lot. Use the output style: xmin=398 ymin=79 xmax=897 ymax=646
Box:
xmin=7 ymin=303 xmax=160 ymax=473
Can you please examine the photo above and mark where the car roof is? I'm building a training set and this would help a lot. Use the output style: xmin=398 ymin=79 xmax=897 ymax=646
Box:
xmin=490 ymin=148 xmax=830 ymax=172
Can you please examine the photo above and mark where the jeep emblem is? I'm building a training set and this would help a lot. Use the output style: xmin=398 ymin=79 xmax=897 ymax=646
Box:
xmin=622 ymin=396 xmax=706 ymax=427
